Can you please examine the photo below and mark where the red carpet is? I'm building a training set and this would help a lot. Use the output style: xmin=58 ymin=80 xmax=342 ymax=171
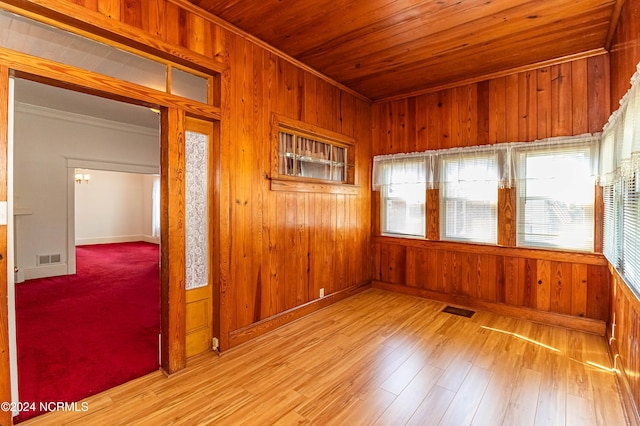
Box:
xmin=14 ymin=242 xmax=160 ymax=422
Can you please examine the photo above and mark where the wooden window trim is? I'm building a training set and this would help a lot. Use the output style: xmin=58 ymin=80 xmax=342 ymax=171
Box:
xmin=270 ymin=114 xmax=358 ymax=194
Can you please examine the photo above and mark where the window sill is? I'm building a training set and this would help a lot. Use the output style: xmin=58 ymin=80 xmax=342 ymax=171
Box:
xmin=270 ymin=178 xmax=359 ymax=195
xmin=380 ymin=232 xmax=425 ymax=240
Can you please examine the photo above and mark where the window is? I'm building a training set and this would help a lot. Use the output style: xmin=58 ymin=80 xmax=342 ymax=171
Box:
xmin=600 ymin=63 xmax=640 ymax=297
xmin=382 ymin=182 xmax=426 ymax=237
xmin=372 ymin=134 xmax=599 ymax=251
xmin=278 ymin=131 xmax=347 ymax=182
xmin=621 ymin=173 xmax=640 ymax=285
xmin=373 ymin=155 xmax=428 ymax=238
xmin=441 ymin=153 xmax=498 ymax=244
xmin=516 ymin=143 xmax=596 ymax=251
xmin=271 ymin=115 xmax=355 ymax=191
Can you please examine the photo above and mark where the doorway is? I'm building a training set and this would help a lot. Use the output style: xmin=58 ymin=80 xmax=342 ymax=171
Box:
xmin=10 ymin=78 xmax=161 ymax=422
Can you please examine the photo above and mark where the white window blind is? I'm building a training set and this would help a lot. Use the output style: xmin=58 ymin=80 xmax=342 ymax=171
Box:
xmin=622 ymin=174 xmax=640 ymax=286
xmin=516 ymin=143 xmax=596 ymax=251
xmin=382 ymin=183 xmax=426 ymax=237
xmin=373 ymin=154 xmax=428 ymax=237
xmin=600 ymin=61 xmax=640 ymax=297
xmin=441 ymin=153 xmax=498 ymax=244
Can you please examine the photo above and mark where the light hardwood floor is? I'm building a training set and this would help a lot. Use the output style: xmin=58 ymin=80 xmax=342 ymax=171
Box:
xmin=22 ymin=289 xmax=628 ymax=425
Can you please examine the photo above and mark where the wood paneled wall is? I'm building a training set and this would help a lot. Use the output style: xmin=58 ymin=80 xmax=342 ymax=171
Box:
xmin=609 ymin=269 xmax=640 ymax=424
xmin=608 ymin=0 xmax=640 ymax=422
xmin=609 ymin=0 xmax=640 ymax=108
xmin=36 ymin=0 xmax=373 ymax=351
xmin=220 ymin=35 xmax=372 ymax=349
xmin=373 ymin=55 xmax=609 ymax=154
xmin=373 ymin=238 xmax=609 ymax=333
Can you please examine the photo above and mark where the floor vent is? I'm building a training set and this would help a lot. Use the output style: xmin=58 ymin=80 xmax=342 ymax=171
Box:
xmin=442 ymin=306 xmax=475 ymax=318
xmin=37 ymin=253 xmax=62 ymax=266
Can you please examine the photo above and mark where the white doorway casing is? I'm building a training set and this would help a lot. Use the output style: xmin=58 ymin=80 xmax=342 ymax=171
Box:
xmin=8 ymin=76 xmax=19 ymax=416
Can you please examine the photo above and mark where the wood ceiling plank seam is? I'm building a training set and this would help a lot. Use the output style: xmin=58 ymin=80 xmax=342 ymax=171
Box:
xmin=289 ymin=0 xmax=508 ymax=58
xmin=227 ymin=1 xmax=357 ymax=50
xmin=360 ymin=22 xmax=608 ymax=83
xmin=296 ymin=0 xmax=544 ymax=62
xmin=342 ymin=19 xmax=612 ymax=99
xmin=313 ymin=2 xmax=615 ymax=82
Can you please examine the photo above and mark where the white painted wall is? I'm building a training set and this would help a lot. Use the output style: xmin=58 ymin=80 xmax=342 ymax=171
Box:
xmin=75 ymin=170 xmax=159 ymax=245
xmin=14 ymin=103 xmax=159 ymax=281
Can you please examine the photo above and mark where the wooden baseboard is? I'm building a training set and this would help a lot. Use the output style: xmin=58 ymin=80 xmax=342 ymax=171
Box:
xmin=372 ymin=281 xmax=606 ymax=335
xmin=609 ymin=333 xmax=640 ymax=425
xmin=228 ymin=282 xmax=372 ymax=349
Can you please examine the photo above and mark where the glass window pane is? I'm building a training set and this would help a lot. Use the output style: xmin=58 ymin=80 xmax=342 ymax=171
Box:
xmin=278 ymin=131 xmax=346 ymax=182
xmin=441 ymin=154 xmax=498 ymax=244
xmin=185 ymin=130 xmax=209 ymax=290
xmin=516 ymin=146 xmax=595 ymax=251
xmin=622 ymin=173 xmax=640 ymax=287
xmin=382 ymin=183 xmax=426 ymax=237
xmin=171 ymin=67 xmax=208 ymax=104
xmin=278 ymin=132 xmax=295 ymax=176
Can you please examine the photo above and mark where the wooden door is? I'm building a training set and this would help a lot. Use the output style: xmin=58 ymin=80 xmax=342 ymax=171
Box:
xmin=184 ymin=117 xmax=215 ymax=357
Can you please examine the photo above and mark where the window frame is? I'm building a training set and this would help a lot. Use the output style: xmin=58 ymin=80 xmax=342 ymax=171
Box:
xmin=380 ymin=181 xmax=426 ymax=238
xmin=514 ymin=143 xmax=597 ymax=252
xmin=270 ymin=114 xmax=356 ymax=194
xmin=439 ymin=152 xmax=500 ymax=245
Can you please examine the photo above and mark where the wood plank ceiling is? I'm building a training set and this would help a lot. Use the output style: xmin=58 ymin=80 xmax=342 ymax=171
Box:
xmin=188 ymin=0 xmax=618 ymax=101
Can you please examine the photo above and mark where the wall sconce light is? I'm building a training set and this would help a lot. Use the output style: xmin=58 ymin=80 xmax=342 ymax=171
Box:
xmin=74 ymin=169 xmax=91 ymax=184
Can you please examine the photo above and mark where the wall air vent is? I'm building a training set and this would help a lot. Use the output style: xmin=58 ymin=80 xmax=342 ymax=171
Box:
xmin=36 ymin=253 xmax=62 ymax=266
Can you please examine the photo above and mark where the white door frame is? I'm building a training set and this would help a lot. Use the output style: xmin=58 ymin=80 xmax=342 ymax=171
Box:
xmin=8 ymin=76 xmax=20 ymax=416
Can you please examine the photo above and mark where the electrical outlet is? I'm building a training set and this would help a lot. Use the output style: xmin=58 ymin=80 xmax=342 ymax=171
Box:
xmin=320 ymin=288 xmax=325 ymax=298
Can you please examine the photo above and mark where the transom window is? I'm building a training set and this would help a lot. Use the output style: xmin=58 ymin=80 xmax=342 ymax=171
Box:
xmin=278 ymin=131 xmax=347 ymax=182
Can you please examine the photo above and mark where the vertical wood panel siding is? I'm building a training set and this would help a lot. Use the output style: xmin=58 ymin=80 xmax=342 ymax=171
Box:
xmin=223 ymin=34 xmax=372 ymax=346
xmin=609 ymin=269 xmax=640 ymax=424
xmin=33 ymin=0 xmax=372 ymax=351
xmin=609 ymin=0 xmax=640 ymax=109
xmin=373 ymin=240 xmax=609 ymax=324
xmin=373 ymin=55 xmax=609 ymax=154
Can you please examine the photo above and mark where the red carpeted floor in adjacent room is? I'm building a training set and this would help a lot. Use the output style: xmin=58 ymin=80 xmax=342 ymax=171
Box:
xmin=14 ymin=242 xmax=160 ymax=423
